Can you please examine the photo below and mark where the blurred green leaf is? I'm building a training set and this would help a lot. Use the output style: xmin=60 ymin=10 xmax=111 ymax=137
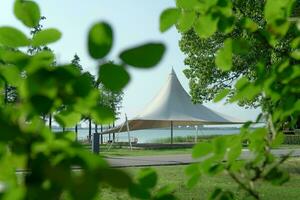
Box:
xmin=240 ymin=17 xmax=258 ymax=32
xmin=14 ymin=0 xmax=41 ymax=28
xmin=0 ymin=50 xmax=30 ymax=69
xmin=291 ymin=50 xmax=300 ymax=60
xmin=160 ymin=8 xmax=180 ymax=32
xmin=98 ymin=63 xmax=130 ymax=92
xmin=101 ymin=168 xmax=132 ymax=188
xmin=218 ymin=16 xmax=234 ymax=34
xmin=264 ymin=0 xmax=294 ymax=37
xmin=227 ymin=137 xmax=242 ymax=163
xmin=154 ymin=185 xmax=176 ymax=200
xmin=194 ymin=14 xmax=218 ymax=38
xmin=0 ymin=27 xmax=30 ymax=47
xmin=213 ymin=137 xmax=227 ymax=157
xmin=232 ymin=39 xmax=250 ymax=55
xmin=137 ymin=168 xmax=158 ymax=189
xmin=91 ymin=106 xmax=115 ymax=124
xmin=209 ymin=188 xmax=234 ymax=200
xmin=32 ymin=28 xmax=62 ymax=47
xmin=192 ymin=142 xmax=213 ymax=158
xmin=30 ymin=95 xmax=54 ymax=114
xmin=177 ymin=11 xmax=196 ymax=33
xmin=72 ymin=72 xmax=94 ymax=97
xmin=176 ymin=0 xmax=199 ymax=9
xmin=28 ymin=50 xmax=55 ymax=73
xmin=129 ymin=183 xmax=151 ymax=199
xmin=0 ymin=65 xmax=21 ymax=87
xmin=88 ymin=22 xmax=113 ymax=59
xmin=120 ymin=43 xmax=165 ymax=68
xmin=187 ymin=175 xmax=200 ymax=188
xmin=264 ymin=0 xmax=294 ymax=23
xmin=265 ymin=167 xmax=289 ymax=185
xmin=185 ymin=163 xmax=200 ymax=176
xmin=55 ymin=110 xmax=81 ymax=127
xmin=214 ymin=88 xmax=230 ymax=102
xmin=215 ymin=38 xmax=232 ymax=71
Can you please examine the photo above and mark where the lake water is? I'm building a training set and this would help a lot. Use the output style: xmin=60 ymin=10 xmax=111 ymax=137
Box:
xmin=62 ymin=128 xmax=242 ymax=143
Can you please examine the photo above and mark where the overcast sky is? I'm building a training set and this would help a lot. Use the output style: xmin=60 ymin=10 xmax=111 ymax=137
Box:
xmin=0 ymin=0 xmax=261 ymax=124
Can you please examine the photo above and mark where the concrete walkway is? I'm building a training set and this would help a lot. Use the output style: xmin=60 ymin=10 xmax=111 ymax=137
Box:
xmin=106 ymin=149 xmax=300 ymax=168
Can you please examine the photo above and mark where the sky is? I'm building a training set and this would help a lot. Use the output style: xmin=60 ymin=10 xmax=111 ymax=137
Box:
xmin=0 ymin=0 xmax=261 ymax=124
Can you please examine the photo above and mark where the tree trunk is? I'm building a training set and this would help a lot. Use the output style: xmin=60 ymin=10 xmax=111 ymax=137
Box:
xmin=95 ymin=124 xmax=98 ymax=133
xmin=88 ymin=118 xmax=92 ymax=143
xmin=75 ymin=124 xmax=78 ymax=142
xmin=108 ymin=124 xmax=111 ymax=141
xmin=100 ymin=125 xmax=103 ymax=144
xmin=49 ymin=114 xmax=52 ymax=130
xmin=113 ymin=122 xmax=115 ymax=141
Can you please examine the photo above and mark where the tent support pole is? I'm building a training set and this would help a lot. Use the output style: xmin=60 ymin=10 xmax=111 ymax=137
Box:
xmin=195 ymin=126 xmax=198 ymax=143
xmin=126 ymin=114 xmax=132 ymax=150
xmin=171 ymin=121 xmax=173 ymax=145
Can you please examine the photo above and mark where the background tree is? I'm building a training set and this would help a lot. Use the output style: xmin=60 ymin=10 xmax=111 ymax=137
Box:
xmin=71 ymin=54 xmax=83 ymax=139
xmin=179 ymin=0 xmax=299 ymax=109
xmin=28 ymin=16 xmax=57 ymax=127
xmin=99 ymin=83 xmax=124 ymax=141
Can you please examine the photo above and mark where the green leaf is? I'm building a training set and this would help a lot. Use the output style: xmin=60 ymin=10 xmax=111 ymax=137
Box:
xmin=129 ymin=183 xmax=151 ymax=199
xmin=213 ymin=137 xmax=227 ymax=157
xmin=185 ymin=163 xmax=200 ymax=176
xmin=55 ymin=110 xmax=81 ymax=127
xmin=176 ymin=0 xmax=199 ymax=9
xmin=177 ymin=11 xmax=196 ymax=33
xmin=227 ymin=137 xmax=242 ymax=163
xmin=209 ymin=188 xmax=235 ymax=200
xmin=0 ymin=65 xmax=21 ymax=87
xmin=291 ymin=50 xmax=300 ymax=60
xmin=194 ymin=14 xmax=218 ymax=38
xmin=120 ymin=43 xmax=165 ymax=68
xmin=0 ymin=50 xmax=30 ymax=69
xmin=215 ymin=38 xmax=232 ymax=71
xmin=72 ymin=72 xmax=94 ymax=97
xmin=88 ymin=22 xmax=113 ymax=59
xmin=264 ymin=0 xmax=294 ymax=37
xmin=264 ymin=0 xmax=294 ymax=23
xmin=137 ymin=168 xmax=158 ymax=189
xmin=101 ymin=168 xmax=132 ymax=189
xmin=213 ymin=88 xmax=230 ymax=102
xmin=232 ymin=39 xmax=250 ymax=55
xmin=14 ymin=0 xmax=41 ymax=28
xmin=91 ymin=106 xmax=115 ymax=124
xmin=265 ymin=167 xmax=289 ymax=185
xmin=98 ymin=63 xmax=130 ymax=92
xmin=240 ymin=17 xmax=259 ymax=32
xmin=187 ymin=175 xmax=200 ymax=188
xmin=30 ymin=95 xmax=54 ymax=114
xmin=192 ymin=142 xmax=213 ymax=158
xmin=154 ymin=185 xmax=176 ymax=200
xmin=218 ymin=16 xmax=234 ymax=34
xmin=32 ymin=28 xmax=62 ymax=47
xmin=160 ymin=8 xmax=180 ymax=32
xmin=0 ymin=27 xmax=30 ymax=47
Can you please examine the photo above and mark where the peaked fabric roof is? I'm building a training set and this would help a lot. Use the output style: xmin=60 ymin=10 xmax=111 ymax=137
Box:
xmin=103 ymin=69 xmax=243 ymax=134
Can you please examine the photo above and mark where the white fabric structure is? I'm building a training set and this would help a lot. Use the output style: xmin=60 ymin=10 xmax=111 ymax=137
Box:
xmin=103 ymin=69 xmax=243 ymax=135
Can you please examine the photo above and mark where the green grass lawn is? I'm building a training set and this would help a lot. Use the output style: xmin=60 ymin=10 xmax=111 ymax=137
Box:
xmin=98 ymin=144 xmax=300 ymax=157
xmin=98 ymin=158 xmax=300 ymax=200
xmin=100 ymin=147 xmax=192 ymax=157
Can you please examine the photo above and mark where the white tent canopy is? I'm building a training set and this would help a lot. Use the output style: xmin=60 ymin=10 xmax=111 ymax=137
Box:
xmin=103 ymin=69 xmax=244 ymax=135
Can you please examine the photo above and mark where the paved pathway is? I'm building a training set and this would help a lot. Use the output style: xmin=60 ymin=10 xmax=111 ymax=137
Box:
xmin=106 ymin=149 xmax=300 ymax=168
